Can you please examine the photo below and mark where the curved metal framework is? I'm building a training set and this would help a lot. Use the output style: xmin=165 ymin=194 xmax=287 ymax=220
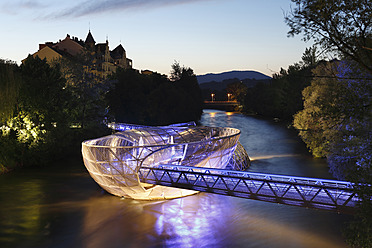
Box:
xmin=82 ymin=124 xmax=250 ymax=200
xmin=107 ymin=121 xmax=197 ymax=132
xmin=139 ymin=164 xmax=360 ymax=213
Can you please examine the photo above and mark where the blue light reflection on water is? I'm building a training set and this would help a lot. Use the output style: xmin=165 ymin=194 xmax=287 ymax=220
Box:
xmin=0 ymin=110 xmax=351 ymax=248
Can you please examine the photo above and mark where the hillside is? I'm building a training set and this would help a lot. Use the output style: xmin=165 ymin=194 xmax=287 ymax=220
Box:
xmin=199 ymin=78 xmax=271 ymax=91
xmin=197 ymin=70 xmax=271 ymax=84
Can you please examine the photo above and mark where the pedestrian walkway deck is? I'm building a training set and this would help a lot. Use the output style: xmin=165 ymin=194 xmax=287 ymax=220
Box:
xmin=139 ymin=164 xmax=360 ymax=214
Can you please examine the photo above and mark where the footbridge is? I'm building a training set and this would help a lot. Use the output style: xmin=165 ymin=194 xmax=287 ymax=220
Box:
xmin=203 ymin=101 xmax=240 ymax=111
xmin=139 ymin=164 xmax=360 ymax=214
xmin=82 ymin=122 xmax=364 ymax=215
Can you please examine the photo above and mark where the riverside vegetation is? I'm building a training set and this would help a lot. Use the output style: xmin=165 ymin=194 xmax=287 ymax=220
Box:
xmin=0 ymin=0 xmax=371 ymax=246
xmin=0 ymin=58 xmax=203 ymax=174
xmin=210 ymin=1 xmax=371 ymax=246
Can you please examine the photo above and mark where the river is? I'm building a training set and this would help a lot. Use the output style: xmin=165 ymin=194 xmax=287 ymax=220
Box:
xmin=0 ymin=110 xmax=352 ymax=248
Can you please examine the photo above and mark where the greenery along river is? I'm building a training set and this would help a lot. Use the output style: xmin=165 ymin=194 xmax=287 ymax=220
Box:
xmin=0 ymin=110 xmax=352 ymax=248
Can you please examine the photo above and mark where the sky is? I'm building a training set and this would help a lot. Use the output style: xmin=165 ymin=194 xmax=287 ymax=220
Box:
xmin=0 ymin=0 xmax=313 ymax=77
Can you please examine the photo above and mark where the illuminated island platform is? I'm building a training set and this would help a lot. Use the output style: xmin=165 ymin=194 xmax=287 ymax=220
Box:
xmin=82 ymin=123 xmax=250 ymax=200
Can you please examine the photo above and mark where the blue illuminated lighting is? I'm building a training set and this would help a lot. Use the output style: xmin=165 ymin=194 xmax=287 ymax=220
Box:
xmin=107 ymin=121 xmax=197 ymax=131
xmin=82 ymin=122 xmax=250 ymax=200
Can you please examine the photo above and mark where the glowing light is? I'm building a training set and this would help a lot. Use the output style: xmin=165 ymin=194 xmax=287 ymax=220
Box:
xmin=209 ymin=112 xmax=216 ymax=117
xmin=249 ymin=154 xmax=300 ymax=161
xmin=82 ymin=123 xmax=250 ymax=200
xmin=227 ymin=93 xmax=232 ymax=101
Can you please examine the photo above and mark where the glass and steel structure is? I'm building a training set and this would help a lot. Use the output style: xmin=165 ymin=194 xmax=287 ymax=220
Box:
xmin=82 ymin=124 xmax=250 ymax=200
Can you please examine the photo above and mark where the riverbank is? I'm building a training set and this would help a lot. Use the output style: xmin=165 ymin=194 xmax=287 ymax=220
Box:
xmin=0 ymin=111 xmax=354 ymax=247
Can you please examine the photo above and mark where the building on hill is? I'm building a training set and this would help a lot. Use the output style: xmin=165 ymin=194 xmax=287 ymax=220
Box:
xmin=27 ymin=30 xmax=133 ymax=79
xmin=29 ymin=45 xmax=62 ymax=63
xmin=141 ymin=70 xmax=155 ymax=75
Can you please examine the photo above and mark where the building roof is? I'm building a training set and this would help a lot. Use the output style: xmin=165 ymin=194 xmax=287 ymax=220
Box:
xmin=111 ymin=44 xmax=125 ymax=59
xmin=28 ymin=46 xmax=62 ymax=63
xmin=52 ymin=34 xmax=84 ymax=56
xmin=85 ymin=30 xmax=96 ymax=44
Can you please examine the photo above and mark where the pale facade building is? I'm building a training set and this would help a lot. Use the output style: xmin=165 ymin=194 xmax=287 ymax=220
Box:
xmin=27 ymin=30 xmax=133 ymax=79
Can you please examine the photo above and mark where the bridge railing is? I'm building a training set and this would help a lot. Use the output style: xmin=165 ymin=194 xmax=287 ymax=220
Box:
xmin=139 ymin=164 xmax=360 ymax=214
xmin=204 ymin=101 xmax=238 ymax=104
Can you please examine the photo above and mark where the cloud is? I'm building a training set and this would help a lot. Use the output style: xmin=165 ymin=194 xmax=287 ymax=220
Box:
xmin=1 ymin=0 xmax=47 ymax=15
xmin=44 ymin=0 xmax=211 ymax=19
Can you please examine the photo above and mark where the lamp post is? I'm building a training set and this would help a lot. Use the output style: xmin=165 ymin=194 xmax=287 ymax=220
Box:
xmin=211 ymin=93 xmax=215 ymax=102
xmin=227 ymin=93 xmax=232 ymax=102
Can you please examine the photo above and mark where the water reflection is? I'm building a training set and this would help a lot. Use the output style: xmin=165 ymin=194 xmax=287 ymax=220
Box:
xmin=201 ymin=109 xmax=332 ymax=178
xmin=77 ymin=193 xmax=348 ymax=248
xmin=249 ymin=154 xmax=300 ymax=161
xmin=0 ymin=111 xmax=352 ymax=247
xmin=0 ymin=177 xmax=44 ymax=246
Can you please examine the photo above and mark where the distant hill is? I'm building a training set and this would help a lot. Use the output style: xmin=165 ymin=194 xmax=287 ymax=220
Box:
xmin=197 ymin=70 xmax=271 ymax=84
xmin=199 ymin=78 xmax=271 ymax=91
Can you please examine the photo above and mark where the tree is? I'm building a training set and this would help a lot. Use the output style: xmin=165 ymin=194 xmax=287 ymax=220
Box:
xmin=20 ymin=56 xmax=68 ymax=128
xmin=293 ymin=60 xmax=372 ymax=246
xmin=57 ymin=52 xmax=108 ymax=129
xmin=301 ymin=45 xmax=319 ymax=67
xmin=285 ymin=0 xmax=372 ymax=74
xmin=0 ymin=59 xmax=21 ymax=123
xmin=170 ymin=61 xmax=203 ymax=122
xmin=0 ymin=59 xmax=21 ymax=173
xmin=286 ymin=4 xmax=372 ymax=244
xmin=1 ymin=56 xmax=73 ymax=171
xmin=107 ymin=62 xmax=203 ymax=126
xmin=244 ymin=47 xmax=316 ymax=120
xmin=226 ymin=81 xmax=247 ymax=103
xmin=293 ymin=61 xmax=341 ymax=157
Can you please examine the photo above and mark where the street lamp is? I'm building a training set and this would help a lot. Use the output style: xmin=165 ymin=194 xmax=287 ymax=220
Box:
xmin=211 ymin=93 xmax=215 ymax=102
xmin=227 ymin=93 xmax=232 ymax=101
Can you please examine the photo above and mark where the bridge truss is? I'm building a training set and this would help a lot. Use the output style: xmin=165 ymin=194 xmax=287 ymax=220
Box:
xmin=139 ymin=164 xmax=360 ymax=214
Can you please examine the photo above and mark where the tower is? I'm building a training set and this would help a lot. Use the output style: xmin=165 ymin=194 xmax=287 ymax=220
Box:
xmin=85 ymin=30 xmax=96 ymax=51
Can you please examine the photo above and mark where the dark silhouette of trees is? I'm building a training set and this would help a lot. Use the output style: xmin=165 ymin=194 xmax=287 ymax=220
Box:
xmin=287 ymin=3 xmax=372 ymax=243
xmin=285 ymin=0 xmax=372 ymax=74
xmin=0 ymin=56 xmax=111 ymax=173
xmin=226 ymin=81 xmax=247 ymax=103
xmin=107 ymin=62 xmax=203 ymax=125
xmin=0 ymin=59 xmax=21 ymax=173
xmin=293 ymin=59 xmax=372 ymax=247
xmin=57 ymin=52 xmax=108 ymax=129
xmin=20 ymin=56 xmax=69 ymax=128
xmin=0 ymin=56 xmax=72 ymax=171
xmin=170 ymin=61 xmax=203 ymax=122
xmin=0 ymin=59 xmax=21 ymax=123
xmin=244 ymin=47 xmax=318 ymax=120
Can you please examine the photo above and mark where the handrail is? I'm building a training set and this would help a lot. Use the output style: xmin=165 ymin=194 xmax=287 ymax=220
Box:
xmin=139 ymin=164 xmax=361 ymax=214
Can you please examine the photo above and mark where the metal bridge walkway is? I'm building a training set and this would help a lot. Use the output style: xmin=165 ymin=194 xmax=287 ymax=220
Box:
xmin=139 ymin=165 xmax=360 ymax=214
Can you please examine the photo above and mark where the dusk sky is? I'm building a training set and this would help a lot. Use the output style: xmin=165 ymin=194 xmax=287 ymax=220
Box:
xmin=0 ymin=0 xmax=313 ymax=76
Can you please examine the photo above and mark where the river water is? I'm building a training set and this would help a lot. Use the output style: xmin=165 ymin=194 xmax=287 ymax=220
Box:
xmin=0 ymin=110 xmax=352 ymax=248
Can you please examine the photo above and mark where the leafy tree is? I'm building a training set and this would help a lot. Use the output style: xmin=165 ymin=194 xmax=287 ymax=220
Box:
xmin=293 ymin=61 xmax=341 ymax=157
xmin=294 ymin=60 xmax=371 ymax=164
xmin=293 ymin=60 xmax=372 ymax=246
xmin=0 ymin=59 xmax=21 ymax=123
xmin=287 ymin=3 xmax=372 ymax=243
xmin=0 ymin=56 xmax=71 ymax=171
xmin=57 ymin=52 xmax=108 ymax=129
xmin=170 ymin=61 xmax=203 ymax=122
xmin=226 ymin=81 xmax=247 ymax=103
xmin=301 ymin=45 xmax=319 ymax=67
xmin=20 ymin=56 xmax=68 ymax=128
xmin=285 ymin=0 xmax=372 ymax=74
xmin=0 ymin=59 xmax=21 ymax=173
xmin=107 ymin=62 xmax=202 ymax=126
xmin=244 ymin=47 xmax=317 ymax=120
